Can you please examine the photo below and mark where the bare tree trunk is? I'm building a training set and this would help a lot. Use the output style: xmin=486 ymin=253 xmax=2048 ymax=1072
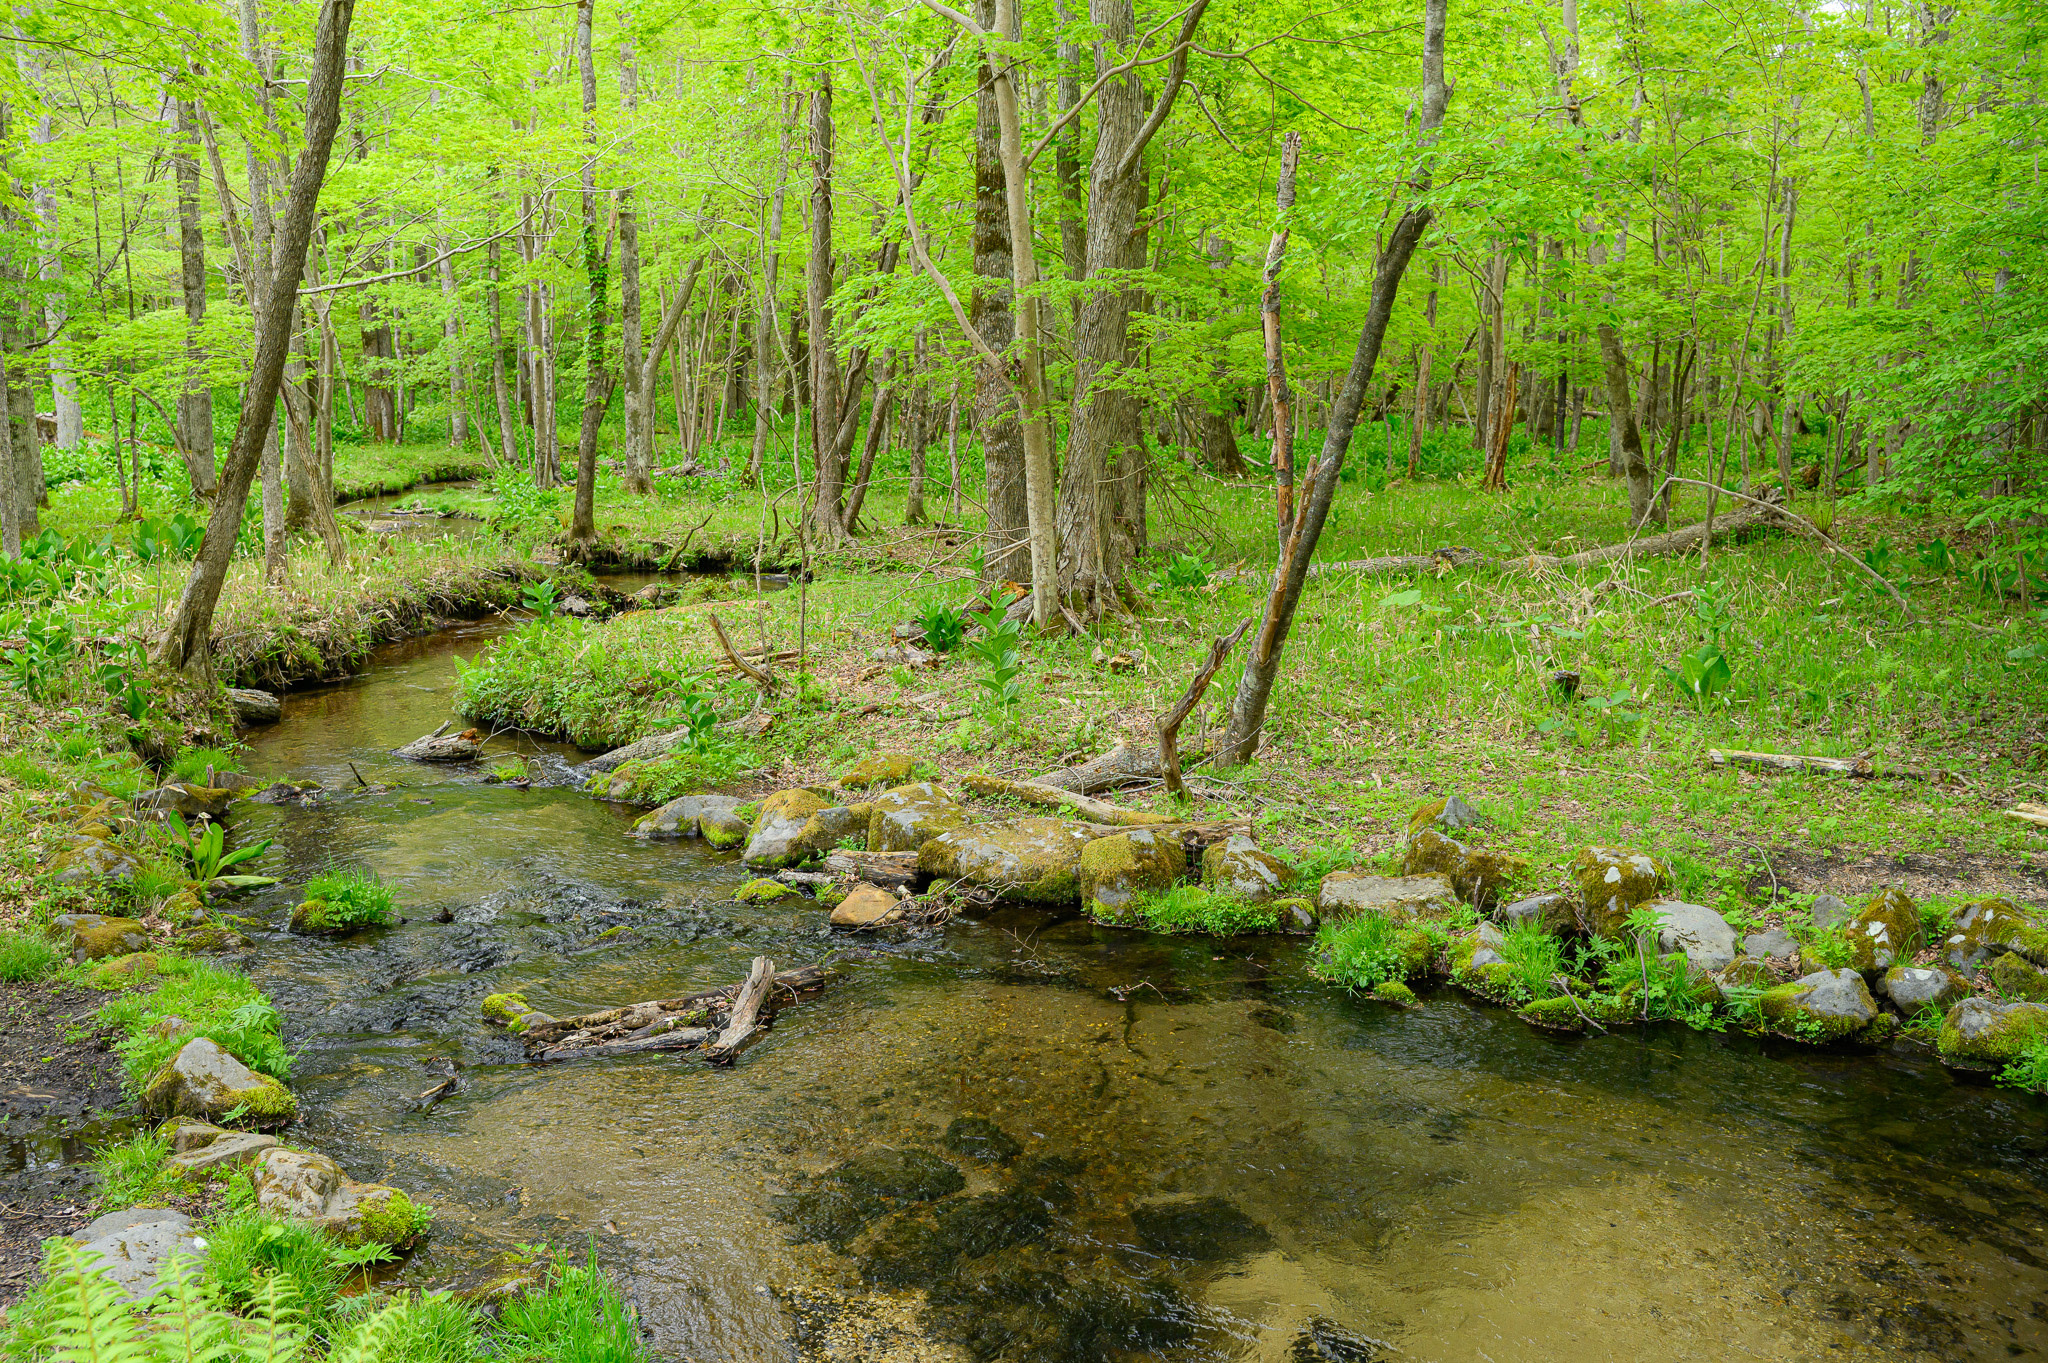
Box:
xmin=749 ymin=92 xmax=792 ymax=487
xmin=174 ymin=96 xmax=217 ymax=496
xmin=1260 ymin=132 xmax=1301 ymax=544
xmin=237 ymin=0 xmax=290 ymax=583
xmin=12 ymin=44 xmax=79 ymax=452
xmin=487 ymin=235 xmax=518 ymax=466
xmin=1217 ymin=0 xmax=1447 ymax=763
xmin=569 ymin=0 xmax=609 ymax=544
xmin=905 ymin=331 xmax=928 ymax=523
xmin=843 ymin=355 xmax=894 ymax=532
xmin=617 ymin=39 xmax=652 ymax=495
xmin=805 ymin=75 xmax=851 ymax=540
xmin=1597 ymin=324 xmax=1656 ymax=526
xmin=970 ymin=0 xmax=1027 ymax=584
xmin=157 ymin=0 xmax=353 ymax=673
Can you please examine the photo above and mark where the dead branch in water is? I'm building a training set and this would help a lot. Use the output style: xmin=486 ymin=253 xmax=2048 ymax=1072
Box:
xmin=511 ymin=961 xmax=833 ymax=1065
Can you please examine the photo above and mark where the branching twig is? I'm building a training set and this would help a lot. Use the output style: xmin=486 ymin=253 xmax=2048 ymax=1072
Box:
xmin=1158 ymin=618 xmax=1253 ymax=799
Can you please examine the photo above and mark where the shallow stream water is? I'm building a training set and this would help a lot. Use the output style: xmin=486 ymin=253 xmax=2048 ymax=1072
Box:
xmin=216 ymin=618 xmax=2048 ymax=1363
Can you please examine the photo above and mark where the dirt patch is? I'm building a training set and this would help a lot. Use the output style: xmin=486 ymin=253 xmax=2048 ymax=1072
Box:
xmin=0 ymin=983 xmax=131 ymax=1304
xmin=1759 ymin=845 xmax=2048 ymax=905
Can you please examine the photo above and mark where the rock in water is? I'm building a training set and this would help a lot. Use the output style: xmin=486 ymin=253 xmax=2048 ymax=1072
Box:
xmin=631 ymin=793 xmax=747 ymax=842
xmin=249 ymin=1147 xmax=428 ymax=1246
xmin=942 ymin=1116 xmax=1021 ymax=1164
xmin=831 ymin=884 xmax=902 ymax=928
xmin=1759 ymin=968 xmax=1892 ymax=1045
xmin=141 ymin=1037 xmax=296 ymax=1120
xmin=71 ymin=1208 xmax=205 ymax=1301
xmin=165 ymin=1123 xmax=279 ymax=1173
xmin=1292 ymin=1318 xmax=1388 ymax=1362
xmin=1129 ymin=1196 xmax=1273 ymax=1262
xmin=225 ymin=687 xmax=282 ymax=725
xmin=1650 ymin=900 xmax=1738 ymax=975
xmin=1078 ymin=829 xmax=1186 ymax=925
xmin=742 ymin=789 xmax=834 ymax=868
xmin=1938 ymin=997 xmax=2048 ymax=1072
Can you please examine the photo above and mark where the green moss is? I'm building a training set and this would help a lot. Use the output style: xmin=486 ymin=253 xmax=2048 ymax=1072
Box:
xmin=242 ymin=1076 xmax=298 ymax=1119
xmin=1369 ymin=980 xmax=1417 ymax=1006
xmin=356 ymin=1188 xmax=433 ymax=1247
xmin=1517 ymin=995 xmax=1590 ymax=1033
xmin=481 ymin=992 xmax=532 ymax=1026
xmin=294 ymin=867 xmax=397 ymax=932
xmin=1939 ymin=1000 xmax=2048 ymax=1066
xmin=703 ymin=821 xmax=746 ymax=850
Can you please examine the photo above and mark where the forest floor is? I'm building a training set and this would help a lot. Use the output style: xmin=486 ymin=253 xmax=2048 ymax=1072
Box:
xmin=37 ymin=425 xmax=2048 ymax=922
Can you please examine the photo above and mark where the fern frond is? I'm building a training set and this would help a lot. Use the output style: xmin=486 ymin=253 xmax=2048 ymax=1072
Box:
xmin=145 ymin=1252 xmax=236 ymax=1363
xmin=239 ymin=1275 xmax=308 ymax=1363
xmin=322 ymin=1300 xmax=409 ymax=1363
xmin=39 ymin=1239 xmax=149 ymax=1363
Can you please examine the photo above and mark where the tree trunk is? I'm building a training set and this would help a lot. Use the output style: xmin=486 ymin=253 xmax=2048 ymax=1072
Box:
xmin=843 ymin=355 xmax=894 ymax=533
xmin=749 ymin=93 xmax=792 ymax=487
xmin=1217 ymin=0 xmax=1447 ymax=764
xmin=905 ymin=332 xmax=928 ymax=524
xmin=487 ymin=235 xmax=518 ymax=467
xmin=1260 ymin=131 xmax=1301 ymax=543
xmin=805 ymin=76 xmax=851 ymax=540
xmin=157 ymin=0 xmax=353 ymax=674
xmin=970 ymin=0 xmax=1028 ymax=584
xmin=618 ymin=39 xmax=651 ymax=496
xmin=12 ymin=45 xmax=79 ymax=452
xmin=1597 ymin=323 xmax=1656 ymax=526
xmin=174 ymin=97 xmax=217 ymax=496
xmin=569 ymin=0 xmax=608 ymax=544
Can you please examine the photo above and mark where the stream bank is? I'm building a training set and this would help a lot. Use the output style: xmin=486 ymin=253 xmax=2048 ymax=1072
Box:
xmin=170 ymin=619 xmax=2048 ymax=1362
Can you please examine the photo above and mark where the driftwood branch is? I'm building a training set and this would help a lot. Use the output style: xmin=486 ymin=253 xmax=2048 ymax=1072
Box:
xmin=709 ymin=612 xmax=777 ymax=693
xmin=706 ymin=956 xmax=775 ymax=1065
xmin=394 ymin=722 xmax=483 ymax=762
xmin=1654 ymin=476 xmax=1912 ymax=617
xmin=1708 ymin=749 xmax=1942 ymax=782
xmin=1158 ymin=619 xmax=1253 ymax=799
xmin=514 ymin=963 xmax=833 ymax=1067
xmin=962 ymin=773 xmax=1174 ymax=825
xmin=2008 ymin=803 xmax=2048 ymax=829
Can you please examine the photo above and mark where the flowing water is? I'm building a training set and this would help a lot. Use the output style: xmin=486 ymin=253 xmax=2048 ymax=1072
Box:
xmin=214 ymin=619 xmax=2048 ymax=1362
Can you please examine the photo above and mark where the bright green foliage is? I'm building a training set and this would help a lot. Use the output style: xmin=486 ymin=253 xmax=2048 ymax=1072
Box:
xmin=205 ymin=1208 xmax=355 ymax=1326
xmin=1998 ymin=1038 xmax=2048 ymax=1095
xmin=493 ymin=1252 xmax=646 ymax=1363
xmin=1494 ymin=922 xmax=1568 ymax=1005
xmin=168 ymin=746 xmax=239 ymax=784
xmin=1155 ymin=553 xmax=1215 ymax=594
xmin=520 ymin=579 xmax=560 ymax=620
xmin=166 ymin=812 xmax=275 ymax=892
xmin=0 ymin=930 xmax=63 ymax=982
xmin=98 ymin=956 xmax=293 ymax=1090
xmin=911 ymin=600 xmax=969 ymax=652
xmin=300 ymin=867 xmax=399 ymax=931
xmin=1664 ymin=643 xmax=1734 ymax=707
xmin=1126 ymin=885 xmax=1279 ymax=937
xmin=1314 ymin=913 xmax=1445 ymax=992
xmin=964 ymin=617 xmax=1026 ymax=719
xmin=91 ymin=1129 xmax=180 ymax=1211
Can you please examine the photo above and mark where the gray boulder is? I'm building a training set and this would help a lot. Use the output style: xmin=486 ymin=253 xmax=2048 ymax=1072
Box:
xmin=1877 ymin=965 xmax=1968 ymax=1016
xmin=1942 ymin=896 xmax=2046 ymax=976
xmin=1317 ymin=872 xmax=1456 ymax=923
xmin=1760 ymin=968 xmax=1887 ymax=1043
xmin=631 ymin=793 xmax=746 ymax=842
xmin=141 ymin=1038 xmax=295 ymax=1120
xmin=1201 ymin=835 xmax=1292 ymax=902
xmin=225 ymin=688 xmax=282 ymax=725
xmin=72 ymin=1208 xmax=205 ymax=1301
xmin=136 ymin=784 xmax=233 ymax=818
xmin=1743 ymin=927 xmax=1799 ymax=962
xmin=741 ymin=789 xmax=832 ymax=868
xmin=1810 ymin=893 xmax=1854 ymax=930
xmin=866 ymin=782 xmax=970 ymax=853
xmin=1496 ymin=892 xmax=1574 ymax=935
xmin=1651 ymin=900 xmax=1738 ymax=975
xmin=166 ymin=1123 xmax=279 ymax=1173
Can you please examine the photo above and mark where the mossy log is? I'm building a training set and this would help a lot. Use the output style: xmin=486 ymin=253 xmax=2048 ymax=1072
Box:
xmin=962 ymin=773 xmax=1175 ymax=825
xmin=1708 ymin=748 xmax=1942 ymax=781
xmin=393 ymin=721 xmax=484 ymax=762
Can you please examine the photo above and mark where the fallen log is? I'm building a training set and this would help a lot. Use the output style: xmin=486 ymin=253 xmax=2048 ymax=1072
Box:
xmin=394 ymin=721 xmax=485 ymax=762
xmin=963 ymin=773 xmax=1174 ymax=825
xmin=516 ymin=963 xmax=832 ymax=1050
xmin=1032 ymin=739 xmax=1200 ymax=793
xmin=578 ymin=726 xmax=690 ymax=775
xmin=819 ymin=849 xmax=919 ymax=889
xmin=2003 ymin=803 xmax=2048 ymax=829
xmin=1708 ymin=749 xmax=1943 ymax=782
xmin=538 ymin=1026 xmax=716 ymax=1064
xmin=706 ymin=956 xmax=775 ymax=1065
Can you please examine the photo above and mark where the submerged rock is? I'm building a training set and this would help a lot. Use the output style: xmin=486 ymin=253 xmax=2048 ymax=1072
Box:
xmin=1938 ymin=997 xmax=2048 ymax=1072
xmin=943 ymin=1115 xmax=1022 ymax=1164
xmin=1078 ymin=829 xmax=1186 ymax=925
xmin=142 ymin=1038 xmax=295 ymax=1121
xmin=1516 ymin=995 xmax=1590 ymax=1034
xmin=1292 ymin=1317 xmax=1389 ymax=1362
xmin=774 ymin=1147 xmax=966 ymax=1246
xmin=1650 ymin=900 xmax=1738 ymax=975
xmin=866 ymin=782 xmax=971 ymax=853
xmin=1202 ymin=835 xmax=1292 ymax=902
xmin=1845 ymin=887 xmax=1924 ymax=974
xmin=860 ymin=1182 xmax=1067 ymax=1287
xmin=1317 ymin=872 xmax=1456 ymax=923
xmin=735 ymin=877 xmax=800 ymax=905
xmin=1129 ymin=1196 xmax=1273 ymax=1262
xmin=831 ymin=884 xmax=902 ymax=928
xmin=742 ymin=789 xmax=833 ymax=868
xmin=917 ymin=818 xmax=1096 ymax=904
xmin=1571 ymin=846 xmax=1671 ymax=938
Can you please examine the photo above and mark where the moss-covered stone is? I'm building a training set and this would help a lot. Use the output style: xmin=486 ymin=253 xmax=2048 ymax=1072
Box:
xmin=866 ymin=782 xmax=969 ymax=853
xmin=1200 ymin=835 xmax=1292 ymax=902
xmin=1078 ymin=830 xmax=1186 ymax=924
xmin=1404 ymin=794 xmax=1481 ymax=840
xmin=141 ymin=1038 xmax=297 ymax=1121
xmin=1937 ymin=997 xmax=2048 ymax=1071
xmin=1845 ymin=886 xmax=1924 ymax=974
xmin=89 ymin=952 xmax=161 ymax=988
xmin=838 ymin=753 xmax=919 ymax=790
xmin=1517 ymin=995 xmax=1589 ymax=1033
xmin=1403 ymin=829 xmax=1526 ymax=908
xmin=65 ymin=915 xmax=152 ymax=962
xmin=480 ymin=991 xmax=555 ymax=1034
xmin=1942 ymin=896 xmax=2048 ymax=976
xmin=741 ymin=788 xmax=834 ymax=868
xmin=735 ymin=877 xmax=799 ymax=904
xmin=918 ymin=818 xmax=1095 ymax=904
xmin=1716 ymin=956 xmax=1776 ymax=991
xmin=795 ymin=803 xmax=875 ymax=859
xmin=1369 ymin=979 xmax=1417 ymax=1007
xmin=1318 ymin=872 xmax=1457 ymax=923
xmin=175 ymin=923 xmax=254 ymax=953
xmin=1570 ymin=846 xmax=1671 ymax=938
xmin=1990 ymin=952 xmax=2048 ymax=1003
xmin=353 ymin=1187 xmax=432 ymax=1247
xmin=1758 ymin=968 xmax=1885 ymax=1044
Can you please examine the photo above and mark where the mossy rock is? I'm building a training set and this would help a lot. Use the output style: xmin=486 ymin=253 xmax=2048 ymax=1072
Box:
xmin=142 ymin=1038 xmax=296 ymax=1121
xmin=1942 ymin=896 xmax=2048 ymax=975
xmin=1937 ymin=997 xmax=2048 ymax=1071
xmin=866 ymin=783 xmax=970 ymax=853
xmin=838 ymin=753 xmax=919 ymax=790
xmin=353 ymin=1187 xmax=432 ymax=1248
xmin=176 ymin=923 xmax=254 ymax=953
xmin=1271 ymin=898 xmax=1317 ymax=933
xmin=159 ymin=890 xmax=208 ymax=926
xmin=1715 ymin=956 xmax=1776 ymax=991
xmin=1200 ymin=835 xmax=1292 ymax=902
xmin=480 ymin=991 xmax=555 ymax=1034
xmin=795 ymin=803 xmax=875 ymax=859
xmin=1570 ymin=846 xmax=1671 ymax=938
xmin=741 ymin=789 xmax=834 ymax=869
xmin=1405 ymin=794 xmax=1481 ymax=840
xmin=735 ymin=877 xmax=799 ymax=905
xmin=1989 ymin=952 xmax=2048 ymax=1003
xmin=1758 ymin=968 xmax=1886 ymax=1045
xmin=1517 ymin=995 xmax=1589 ymax=1034
xmin=89 ymin=952 xmax=162 ymax=988
xmin=1844 ymin=886 xmax=1924 ymax=974
xmin=1403 ymin=829 xmax=1526 ymax=908
xmin=66 ymin=915 xmax=152 ymax=962
xmin=1078 ymin=829 xmax=1186 ymax=925
xmin=918 ymin=818 xmax=1095 ymax=904
xmin=1369 ymin=980 xmax=1417 ymax=1007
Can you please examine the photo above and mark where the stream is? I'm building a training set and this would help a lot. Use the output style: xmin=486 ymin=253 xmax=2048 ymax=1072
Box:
xmin=204 ymin=617 xmax=2048 ymax=1362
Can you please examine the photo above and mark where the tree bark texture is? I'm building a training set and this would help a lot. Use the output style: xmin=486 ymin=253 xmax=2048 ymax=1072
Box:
xmin=970 ymin=0 xmax=1029 ymax=584
xmin=569 ymin=0 xmax=609 ymax=544
xmin=174 ymin=97 xmax=217 ymax=496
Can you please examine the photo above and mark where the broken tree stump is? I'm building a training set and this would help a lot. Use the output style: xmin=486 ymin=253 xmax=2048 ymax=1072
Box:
xmin=706 ymin=956 xmax=775 ymax=1066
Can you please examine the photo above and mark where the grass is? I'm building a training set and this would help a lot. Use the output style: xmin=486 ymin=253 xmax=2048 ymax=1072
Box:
xmin=97 ymin=955 xmax=292 ymax=1091
xmin=90 ymin=1129 xmax=180 ymax=1211
xmin=0 ymin=930 xmax=62 ymax=982
xmin=168 ymin=745 xmax=241 ymax=784
xmin=298 ymin=866 xmax=399 ymax=931
xmin=205 ymin=1205 xmax=359 ymax=1325
xmin=1314 ymin=913 xmax=1447 ymax=991
xmin=1125 ymin=885 xmax=1280 ymax=936
xmin=493 ymin=1252 xmax=645 ymax=1363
